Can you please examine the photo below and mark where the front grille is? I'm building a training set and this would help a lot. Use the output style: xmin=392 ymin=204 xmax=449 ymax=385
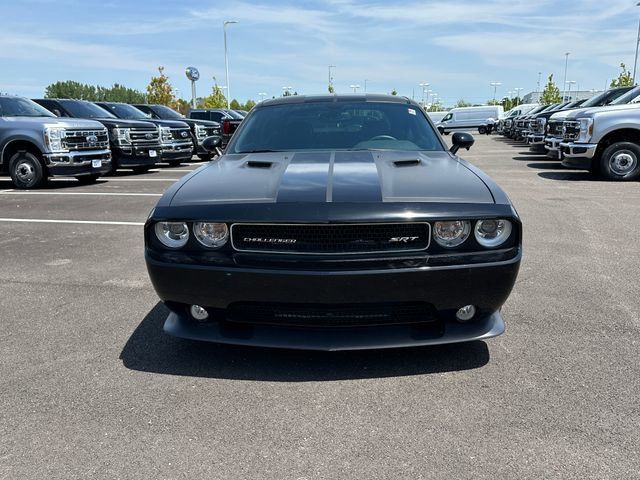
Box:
xmin=64 ymin=129 xmax=109 ymax=150
xmin=548 ymin=121 xmax=563 ymax=136
xmin=171 ymin=128 xmax=192 ymax=141
xmin=516 ymin=120 xmax=525 ymax=128
xmin=225 ymin=302 xmax=441 ymax=328
xmin=231 ymin=223 xmax=431 ymax=255
xmin=130 ymin=128 xmax=160 ymax=146
xmin=563 ymin=121 xmax=580 ymax=141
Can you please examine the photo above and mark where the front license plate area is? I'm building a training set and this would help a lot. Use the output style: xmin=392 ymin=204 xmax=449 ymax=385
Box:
xmin=92 ymin=159 xmax=102 ymax=168
xmin=149 ymin=150 xmax=158 ymax=158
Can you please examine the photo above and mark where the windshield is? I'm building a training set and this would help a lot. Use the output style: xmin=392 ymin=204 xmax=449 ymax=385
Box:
xmin=581 ymin=88 xmax=632 ymax=108
xmin=225 ymin=109 xmax=244 ymax=120
xmin=610 ymin=86 xmax=640 ymax=105
xmin=60 ymin=100 xmax=115 ymax=119
xmin=149 ymin=105 xmax=184 ymax=119
xmin=229 ymin=101 xmax=443 ymax=153
xmin=0 ymin=97 xmax=55 ymax=118
xmin=99 ymin=103 xmax=148 ymax=120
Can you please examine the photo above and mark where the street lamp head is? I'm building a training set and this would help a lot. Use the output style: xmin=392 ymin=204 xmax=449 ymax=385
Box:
xmin=224 ymin=20 xmax=239 ymax=25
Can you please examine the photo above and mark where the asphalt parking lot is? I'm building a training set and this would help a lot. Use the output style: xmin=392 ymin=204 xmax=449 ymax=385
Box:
xmin=1 ymin=136 xmax=639 ymax=479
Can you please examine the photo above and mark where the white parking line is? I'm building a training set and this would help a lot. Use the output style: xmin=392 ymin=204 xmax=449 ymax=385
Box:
xmin=0 ymin=218 xmax=144 ymax=226
xmin=0 ymin=191 xmax=161 ymax=197
xmin=48 ymin=178 xmax=178 ymax=182
xmin=149 ymin=169 xmax=198 ymax=173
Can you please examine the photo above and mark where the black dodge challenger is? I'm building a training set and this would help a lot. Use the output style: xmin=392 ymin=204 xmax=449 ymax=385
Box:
xmin=145 ymin=94 xmax=521 ymax=350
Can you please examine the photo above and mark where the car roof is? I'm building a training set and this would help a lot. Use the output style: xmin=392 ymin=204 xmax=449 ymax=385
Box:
xmin=259 ymin=94 xmax=416 ymax=107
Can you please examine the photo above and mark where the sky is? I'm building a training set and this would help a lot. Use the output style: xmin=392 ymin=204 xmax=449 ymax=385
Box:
xmin=1 ymin=0 xmax=639 ymax=107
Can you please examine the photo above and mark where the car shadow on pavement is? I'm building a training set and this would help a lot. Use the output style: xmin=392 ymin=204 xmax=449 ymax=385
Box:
xmin=526 ymin=162 xmax=564 ymax=170
xmin=120 ymin=303 xmax=490 ymax=381
xmin=0 ymin=179 xmax=109 ymax=189
xmin=537 ymin=171 xmax=600 ymax=181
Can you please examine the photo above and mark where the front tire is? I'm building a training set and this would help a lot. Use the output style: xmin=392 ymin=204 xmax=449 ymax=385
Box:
xmin=599 ymin=142 xmax=640 ymax=181
xmin=478 ymin=126 xmax=486 ymax=134
xmin=9 ymin=151 xmax=46 ymax=189
xmin=168 ymin=160 xmax=182 ymax=167
xmin=197 ymin=154 xmax=214 ymax=161
xmin=132 ymin=166 xmax=151 ymax=174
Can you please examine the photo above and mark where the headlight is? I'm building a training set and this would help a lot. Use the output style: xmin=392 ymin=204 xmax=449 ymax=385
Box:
xmin=160 ymin=126 xmax=172 ymax=142
xmin=577 ymin=118 xmax=594 ymax=143
xmin=154 ymin=221 xmax=189 ymax=248
xmin=195 ymin=125 xmax=207 ymax=138
xmin=112 ymin=127 xmax=131 ymax=145
xmin=474 ymin=219 xmax=512 ymax=248
xmin=193 ymin=222 xmax=228 ymax=248
xmin=433 ymin=220 xmax=471 ymax=248
xmin=44 ymin=127 xmax=67 ymax=152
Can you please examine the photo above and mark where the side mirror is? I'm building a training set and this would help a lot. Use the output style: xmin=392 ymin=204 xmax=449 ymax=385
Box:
xmin=201 ymin=135 xmax=222 ymax=152
xmin=450 ymin=132 xmax=474 ymax=155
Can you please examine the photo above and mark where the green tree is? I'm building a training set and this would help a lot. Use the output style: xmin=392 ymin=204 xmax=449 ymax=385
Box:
xmin=610 ymin=63 xmax=634 ymax=88
xmin=328 ymin=84 xmax=335 ymax=94
xmin=173 ymin=98 xmax=191 ymax=115
xmin=455 ymin=99 xmax=472 ymax=108
xmin=202 ymin=84 xmax=228 ymax=108
xmin=146 ymin=66 xmax=175 ymax=106
xmin=104 ymin=83 xmax=147 ymax=103
xmin=390 ymin=89 xmax=398 ymax=96
xmin=244 ymin=99 xmax=257 ymax=111
xmin=486 ymin=99 xmax=501 ymax=106
xmin=230 ymin=99 xmax=241 ymax=110
xmin=540 ymin=74 xmax=561 ymax=105
xmin=45 ymin=81 xmax=96 ymax=100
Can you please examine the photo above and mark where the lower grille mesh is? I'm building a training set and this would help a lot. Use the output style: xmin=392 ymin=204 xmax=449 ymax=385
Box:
xmin=226 ymin=302 xmax=439 ymax=327
xmin=231 ymin=223 xmax=430 ymax=254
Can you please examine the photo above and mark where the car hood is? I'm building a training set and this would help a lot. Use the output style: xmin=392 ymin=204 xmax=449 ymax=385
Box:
xmin=169 ymin=150 xmax=495 ymax=206
xmin=565 ymin=103 xmax=640 ymax=119
xmin=180 ymin=118 xmax=221 ymax=128
xmin=0 ymin=116 xmax=105 ymax=129
xmin=92 ymin=118 xmax=157 ymax=129
xmin=144 ymin=119 xmax=190 ymax=128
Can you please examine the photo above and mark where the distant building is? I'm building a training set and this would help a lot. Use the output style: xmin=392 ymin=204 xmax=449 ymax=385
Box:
xmin=522 ymin=90 xmax=602 ymax=104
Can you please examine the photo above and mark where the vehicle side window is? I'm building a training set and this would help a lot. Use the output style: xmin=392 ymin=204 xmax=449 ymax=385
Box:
xmin=209 ymin=112 xmax=224 ymax=122
xmin=442 ymin=113 xmax=453 ymax=122
xmin=190 ymin=111 xmax=206 ymax=120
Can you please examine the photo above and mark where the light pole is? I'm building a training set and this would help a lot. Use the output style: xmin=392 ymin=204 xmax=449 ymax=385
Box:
xmin=258 ymin=92 xmax=266 ymax=102
xmin=328 ymin=65 xmax=335 ymax=90
xmin=537 ymin=71 xmax=542 ymax=95
xmin=490 ymin=82 xmax=502 ymax=102
xmin=419 ymin=82 xmax=430 ymax=108
xmin=350 ymin=84 xmax=360 ymax=93
xmin=223 ymin=20 xmax=238 ymax=109
xmin=562 ymin=52 xmax=570 ymax=101
xmin=282 ymin=86 xmax=293 ymax=96
xmin=364 ymin=79 xmax=368 ymax=93
xmin=633 ymin=2 xmax=640 ymax=84
xmin=514 ymin=87 xmax=523 ymax=105
xmin=565 ymin=80 xmax=576 ymax=100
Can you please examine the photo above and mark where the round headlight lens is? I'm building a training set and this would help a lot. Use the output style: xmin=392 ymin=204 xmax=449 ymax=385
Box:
xmin=193 ymin=222 xmax=228 ymax=248
xmin=474 ymin=219 xmax=512 ymax=248
xmin=433 ymin=220 xmax=471 ymax=248
xmin=154 ymin=221 xmax=189 ymax=248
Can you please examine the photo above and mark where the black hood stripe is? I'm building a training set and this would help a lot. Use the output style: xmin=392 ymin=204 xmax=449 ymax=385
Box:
xmin=276 ymin=152 xmax=331 ymax=203
xmin=331 ymin=151 xmax=383 ymax=203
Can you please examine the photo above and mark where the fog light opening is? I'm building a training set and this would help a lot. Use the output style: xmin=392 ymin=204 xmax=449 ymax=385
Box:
xmin=456 ymin=305 xmax=476 ymax=322
xmin=190 ymin=305 xmax=209 ymax=322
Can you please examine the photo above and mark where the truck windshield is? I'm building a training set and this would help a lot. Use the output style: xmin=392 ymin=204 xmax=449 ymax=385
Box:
xmin=0 ymin=97 xmax=55 ymax=118
xmin=60 ymin=100 xmax=116 ymax=119
xmin=581 ymin=87 xmax=632 ymax=107
xmin=225 ymin=109 xmax=244 ymax=120
xmin=149 ymin=105 xmax=183 ymax=119
xmin=609 ymin=86 xmax=640 ymax=105
xmin=100 ymin=103 xmax=148 ymax=120
xmin=229 ymin=101 xmax=444 ymax=153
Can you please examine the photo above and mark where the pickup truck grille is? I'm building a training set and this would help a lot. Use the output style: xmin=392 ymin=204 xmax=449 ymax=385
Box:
xmin=64 ymin=129 xmax=109 ymax=150
xmin=548 ymin=121 xmax=563 ymax=137
xmin=515 ymin=119 xmax=525 ymax=128
xmin=225 ymin=302 xmax=442 ymax=328
xmin=130 ymin=128 xmax=160 ymax=146
xmin=563 ymin=121 xmax=580 ymax=141
xmin=171 ymin=128 xmax=192 ymax=141
xmin=231 ymin=223 xmax=431 ymax=255
xmin=530 ymin=118 xmax=545 ymax=134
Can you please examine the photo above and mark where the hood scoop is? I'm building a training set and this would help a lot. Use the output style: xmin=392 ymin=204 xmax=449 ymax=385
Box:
xmin=392 ymin=159 xmax=422 ymax=167
xmin=246 ymin=160 xmax=274 ymax=169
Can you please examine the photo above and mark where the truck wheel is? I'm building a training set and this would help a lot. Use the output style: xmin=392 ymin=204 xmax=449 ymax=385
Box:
xmin=600 ymin=142 xmax=640 ymax=181
xmin=132 ymin=166 xmax=151 ymax=174
xmin=197 ymin=154 xmax=214 ymax=161
xmin=9 ymin=151 xmax=46 ymax=189
xmin=478 ymin=126 xmax=486 ymax=134
xmin=168 ymin=160 xmax=182 ymax=167
xmin=76 ymin=174 xmax=100 ymax=185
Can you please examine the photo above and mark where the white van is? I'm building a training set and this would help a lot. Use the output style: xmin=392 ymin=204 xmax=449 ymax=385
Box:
xmin=436 ymin=105 xmax=504 ymax=134
xmin=426 ymin=111 xmax=449 ymax=123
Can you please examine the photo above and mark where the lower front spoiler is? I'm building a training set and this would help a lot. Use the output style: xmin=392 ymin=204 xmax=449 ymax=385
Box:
xmin=163 ymin=310 xmax=505 ymax=351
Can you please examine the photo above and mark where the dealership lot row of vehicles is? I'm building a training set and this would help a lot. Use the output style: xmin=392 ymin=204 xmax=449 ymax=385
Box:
xmin=498 ymin=85 xmax=640 ymax=181
xmin=0 ymin=95 xmax=247 ymax=189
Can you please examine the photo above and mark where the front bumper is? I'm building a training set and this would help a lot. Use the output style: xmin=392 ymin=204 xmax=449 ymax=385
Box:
xmin=146 ymin=250 xmax=521 ymax=350
xmin=559 ymin=142 xmax=597 ymax=170
xmin=161 ymin=142 xmax=194 ymax=161
xmin=113 ymin=145 xmax=161 ymax=167
xmin=527 ymin=134 xmax=545 ymax=146
xmin=44 ymin=149 xmax=112 ymax=177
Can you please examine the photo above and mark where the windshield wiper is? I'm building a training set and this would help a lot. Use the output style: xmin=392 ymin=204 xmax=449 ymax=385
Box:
xmin=237 ymin=149 xmax=280 ymax=153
